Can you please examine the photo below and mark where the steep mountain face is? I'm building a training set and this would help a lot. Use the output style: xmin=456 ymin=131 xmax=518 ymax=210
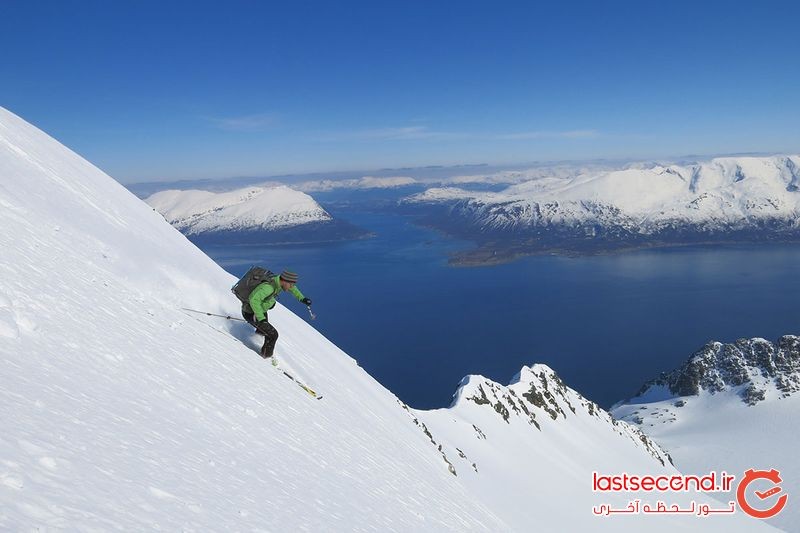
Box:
xmin=146 ymin=186 xmax=366 ymax=243
xmin=405 ymin=157 xmax=800 ymax=253
xmin=612 ymin=336 xmax=800 ymax=532
xmin=0 ymin=107 xmax=774 ymax=531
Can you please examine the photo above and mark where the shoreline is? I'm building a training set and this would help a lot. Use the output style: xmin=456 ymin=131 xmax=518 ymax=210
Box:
xmin=444 ymin=236 xmax=800 ymax=267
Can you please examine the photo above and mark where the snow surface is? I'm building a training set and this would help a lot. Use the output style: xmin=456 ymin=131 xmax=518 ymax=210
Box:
xmin=0 ymin=106 xmax=778 ymax=531
xmin=146 ymin=185 xmax=331 ymax=234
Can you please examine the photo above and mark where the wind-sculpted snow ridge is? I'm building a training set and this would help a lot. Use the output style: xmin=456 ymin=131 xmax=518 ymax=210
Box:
xmin=0 ymin=107 xmax=775 ymax=531
xmin=146 ymin=185 xmax=332 ymax=234
xmin=405 ymin=156 xmax=800 ymax=255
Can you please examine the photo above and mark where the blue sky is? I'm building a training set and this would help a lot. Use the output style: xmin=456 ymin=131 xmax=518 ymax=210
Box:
xmin=2 ymin=0 xmax=799 ymax=183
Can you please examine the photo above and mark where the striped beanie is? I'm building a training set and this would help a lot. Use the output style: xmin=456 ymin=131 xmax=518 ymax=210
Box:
xmin=280 ymin=270 xmax=299 ymax=283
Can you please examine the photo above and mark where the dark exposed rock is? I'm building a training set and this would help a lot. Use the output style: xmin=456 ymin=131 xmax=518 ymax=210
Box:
xmin=493 ymin=401 xmax=510 ymax=423
xmin=632 ymin=336 xmax=800 ymax=405
xmin=522 ymin=375 xmax=567 ymax=421
xmin=742 ymin=384 xmax=766 ymax=406
xmin=469 ymin=385 xmax=492 ymax=406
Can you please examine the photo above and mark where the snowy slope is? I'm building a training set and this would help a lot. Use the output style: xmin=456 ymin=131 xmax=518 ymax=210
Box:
xmin=407 ymin=157 xmax=800 ymax=243
xmin=0 ymin=107 xmax=777 ymax=531
xmin=0 ymin=107 xmax=504 ymax=530
xmin=146 ymin=185 xmax=332 ymax=234
xmin=612 ymin=336 xmax=800 ymax=532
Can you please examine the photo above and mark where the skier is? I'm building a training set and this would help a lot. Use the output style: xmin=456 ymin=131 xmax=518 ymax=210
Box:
xmin=241 ymin=270 xmax=312 ymax=359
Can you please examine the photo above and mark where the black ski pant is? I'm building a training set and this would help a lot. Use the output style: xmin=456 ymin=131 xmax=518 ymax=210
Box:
xmin=242 ymin=307 xmax=279 ymax=357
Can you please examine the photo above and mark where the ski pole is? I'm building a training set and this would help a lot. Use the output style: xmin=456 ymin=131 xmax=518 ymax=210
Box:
xmin=181 ymin=308 xmax=247 ymax=322
xmin=307 ymin=305 xmax=317 ymax=320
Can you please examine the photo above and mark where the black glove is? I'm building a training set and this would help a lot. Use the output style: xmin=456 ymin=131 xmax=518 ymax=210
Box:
xmin=301 ymin=297 xmax=312 ymax=306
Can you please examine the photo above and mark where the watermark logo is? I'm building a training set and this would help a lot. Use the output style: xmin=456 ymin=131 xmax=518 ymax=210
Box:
xmin=736 ymin=468 xmax=788 ymax=519
xmin=592 ymin=468 xmax=788 ymax=519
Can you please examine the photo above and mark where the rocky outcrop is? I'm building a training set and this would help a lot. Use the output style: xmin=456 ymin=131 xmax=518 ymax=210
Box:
xmin=450 ymin=364 xmax=672 ymax=466
xmin=631 ymin=336 xmax=800 ymax=405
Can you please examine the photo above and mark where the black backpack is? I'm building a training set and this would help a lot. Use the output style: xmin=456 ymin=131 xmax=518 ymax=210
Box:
xmin=231 ymin=266 xmax=276 ymax=304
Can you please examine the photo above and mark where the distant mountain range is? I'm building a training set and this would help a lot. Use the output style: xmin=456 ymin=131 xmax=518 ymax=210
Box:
xmin=404 ymin=156 xmax=800 ymax=262
xmin=295 ymin=175 xmax=418 ymax=192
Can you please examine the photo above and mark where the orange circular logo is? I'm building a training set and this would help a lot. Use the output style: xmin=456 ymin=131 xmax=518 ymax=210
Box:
xmin=736 ymin=469 xmax=788 ymax=519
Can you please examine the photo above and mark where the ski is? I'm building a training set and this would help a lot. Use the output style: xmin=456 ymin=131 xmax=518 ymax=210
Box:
xmin=280 ymin=368 xmax=322 ymax=400
xmin=270 ymin=354 xmax=321 ymax=399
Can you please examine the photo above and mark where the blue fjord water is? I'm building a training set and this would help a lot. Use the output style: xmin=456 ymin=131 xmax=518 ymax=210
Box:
xmin=201 ymin=210 xmax=800 ymax=409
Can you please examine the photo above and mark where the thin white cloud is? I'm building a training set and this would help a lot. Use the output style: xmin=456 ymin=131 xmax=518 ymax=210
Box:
xmin=493 ymin=130 xmax=599 ymax=140
xmin=327 ymin=126 xmax=450 ymax=141
xmin=322 ymin=126 xmax=599 ymax=142
xmin=207 ymin=113 xmax=278 ymax=132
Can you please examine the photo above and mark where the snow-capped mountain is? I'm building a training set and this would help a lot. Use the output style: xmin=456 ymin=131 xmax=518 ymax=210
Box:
xmin=0 ymin=106 xmax=775 ymax=531
xmin=146 ymin=185 xmax=367 ymax=244
xmin=612 ymin=336 xmax=800 ymax=531
xmin=146 ymin=185 xmax=332 ymax=233
xmin=406 ymin=156 xmax=800 ymax=255
xmin=412 ymin=365 xmax=674 ymax=525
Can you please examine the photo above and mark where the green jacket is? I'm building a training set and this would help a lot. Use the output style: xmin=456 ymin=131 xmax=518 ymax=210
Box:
xmin=248 ymin=277 xmax=305 ymax=322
